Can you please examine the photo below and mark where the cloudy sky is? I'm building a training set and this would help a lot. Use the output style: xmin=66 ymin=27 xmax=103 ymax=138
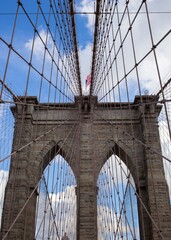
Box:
xmin=78 ymin=0 xmax=171 ymax=99
xmin=0 ymin=0 xmax=171 ymax=97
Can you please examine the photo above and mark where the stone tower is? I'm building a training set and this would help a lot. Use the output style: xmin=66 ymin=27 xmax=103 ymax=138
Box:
xmin=1 ymin=95 xmax=171 ymax=240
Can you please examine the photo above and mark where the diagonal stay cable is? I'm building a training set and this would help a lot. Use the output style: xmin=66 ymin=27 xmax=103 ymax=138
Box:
xmin=0 ymin=79 xmax=20 ymax=102
xmin=35 ymin=117 xmax=79 ymax=239
xmin=101 ymin=160 xmax=136 ymax=239
xmin=97 ymin=28 xmax=171 ymax=101
xmin=18 ymin=1 xmax=79 ymax=97
xmin=106 ymin=143 xmax=166 ymax=240
xmin=1 ymin=115 xmax=80 ymax=240
xmin=0 ymin=37 xmax=74 ymax=102
xmin=0 ymin=114 xmax=79 ymax=164
xmin=40 ymin=176 xmax=60 ymax=240
xmin=156 ymin=77 xmax=171 ymax=97
xmin=94 ymin=111 xmax=171 ymax=163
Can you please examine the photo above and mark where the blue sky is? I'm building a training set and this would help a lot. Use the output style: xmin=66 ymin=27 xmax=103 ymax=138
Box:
xmin=0 ymin=1 xmax=92 ymax=53
xmin=1 ymin=0 xmax=171 ymax=100
xmin=0 ymin=0 xmax=95 ymax=102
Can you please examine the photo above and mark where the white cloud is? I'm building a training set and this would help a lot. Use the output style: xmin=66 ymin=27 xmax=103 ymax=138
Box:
xmin=0 ymin=170 xmax=9 ymax=226
xmin=78 ymin=43 xmax=93 ymax=93
xmin=25 ymin=29 xmax=53 ymax=61
xmin=98 ymin=155 xmax=132 ymax=188
xmin=24 ymin=28 xmax=80 ymax=97
xmin=35 ymin=185 xmax=77 ymax=239
xmin=97 ymin=154 xmax=140 ymax=239
xmin=159 ymin=117 xmax=171 ymax=201
xmin=0 ymin=104 xmax=3 ymax=118
xmin=76 ymin=0 xmax=95 ymax=33
xmin=78 ymin=0 xmax=171 ymax=99
xmin=97 ymin=203 xmax=139 ymax=239
xmin=24 ymin=28 xmax=57 ymax=86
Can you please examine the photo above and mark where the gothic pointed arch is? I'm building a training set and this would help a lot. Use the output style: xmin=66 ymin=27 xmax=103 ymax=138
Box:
xmin=97 ymin=153 xmax=140 ymax=239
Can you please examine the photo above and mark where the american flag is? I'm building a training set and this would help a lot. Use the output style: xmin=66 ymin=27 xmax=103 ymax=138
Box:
xmin=86 ymin=74 xmax=91 ymax=89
